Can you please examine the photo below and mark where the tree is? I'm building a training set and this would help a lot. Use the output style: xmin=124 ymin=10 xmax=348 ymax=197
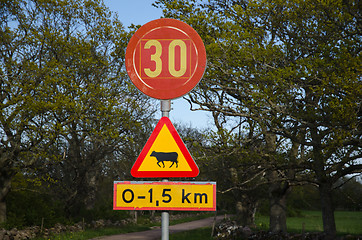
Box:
xmin=155 ymin=0 xmax=361 ymax=238
xmin=1 ymin=0 xmax=57 ymax=222
xmin=36 ymin=85 xmax=154 ymax=217
xmin=156 ymin=0 xmax=297 ymax=231
xmin=199 ymin=114 xmax=288 ymax=227
xmin=0 ymin=0 xmax=155 ymax=222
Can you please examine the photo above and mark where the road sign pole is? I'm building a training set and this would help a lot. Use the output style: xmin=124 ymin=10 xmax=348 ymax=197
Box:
xmin=161 ymin=100 xmax=171 ymax=117
xmin=161 ymin=179 xmax=169 ymax=240
xmin=161 ymin=100 xmax=170 ymax=240
xmin=161 ymin=210 xmax=169 ymax=240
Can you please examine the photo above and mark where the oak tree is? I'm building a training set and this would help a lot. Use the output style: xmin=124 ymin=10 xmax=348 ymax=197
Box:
xmin=155 ymin=0 xmax=361 ymax=238
xmin=0 ymin=0 xmax=155 ymax=221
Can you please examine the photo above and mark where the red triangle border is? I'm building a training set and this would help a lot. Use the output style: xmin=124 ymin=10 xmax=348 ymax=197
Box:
xmin=131 ymin=117 xmax=199 ymax=178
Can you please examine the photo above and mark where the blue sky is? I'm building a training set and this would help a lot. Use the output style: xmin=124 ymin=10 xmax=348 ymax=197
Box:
xmin=103 ymin=0 xmax=212 ymax=130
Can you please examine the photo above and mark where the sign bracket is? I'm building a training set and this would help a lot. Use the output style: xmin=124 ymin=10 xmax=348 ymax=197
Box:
xmin=161 ymin=100 xmax=171 ymax=117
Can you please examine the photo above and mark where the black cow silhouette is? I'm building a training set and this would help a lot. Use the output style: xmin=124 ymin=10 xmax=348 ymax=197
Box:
xmin=150 ymin=151 xmax=178 ymax=168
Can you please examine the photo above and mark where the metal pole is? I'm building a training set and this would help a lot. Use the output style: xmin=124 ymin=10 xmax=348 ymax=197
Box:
xmin=160 ymin=100 xmax=171 ymax=240
xmin=161 ymin=180 xmax=169 ymax=240
xmin=161 ymin=100 xmax=171 ymax=118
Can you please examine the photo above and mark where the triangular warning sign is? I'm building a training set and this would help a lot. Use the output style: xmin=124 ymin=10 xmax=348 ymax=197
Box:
xmin=131 ymin=117 xmax=199 ymax=178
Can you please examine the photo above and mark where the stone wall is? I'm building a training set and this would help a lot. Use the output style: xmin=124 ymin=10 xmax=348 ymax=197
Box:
xmin=0 ymin=213 xmax=205 ymax=239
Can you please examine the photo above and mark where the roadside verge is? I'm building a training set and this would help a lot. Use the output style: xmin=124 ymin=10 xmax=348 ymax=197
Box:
xmin=91 ymin=215 xmax=230 ymax=240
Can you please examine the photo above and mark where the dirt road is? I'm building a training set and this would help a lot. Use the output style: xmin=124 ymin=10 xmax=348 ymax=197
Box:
xmin=91 ymin=215 xmax=228 ymax=240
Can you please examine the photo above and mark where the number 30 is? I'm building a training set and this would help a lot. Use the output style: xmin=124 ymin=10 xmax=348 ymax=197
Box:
xmin=144 ymin=40 xmax=187 ymax=78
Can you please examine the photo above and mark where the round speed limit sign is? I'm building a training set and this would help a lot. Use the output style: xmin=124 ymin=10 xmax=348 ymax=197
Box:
xmin=125 ymin=18 xmax=207 ymax=100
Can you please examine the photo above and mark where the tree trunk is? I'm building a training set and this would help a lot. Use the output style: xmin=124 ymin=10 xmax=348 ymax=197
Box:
xmin=264 ymin=132 xmax=288 ymax=232
xmin=229 ymin=167 xmax=257 ymax=226
xmin=0 ymin=168 xmax=12 ymax=223
xmin=319 ymin=182 xmax=336 ymax=240
xmin=0 ymin=199 xmax=6 ymax=223
xmin=84 ymin=174 xmax=97 ymax=210
xmin=235 ymin=197 xmax=257 ymax=226
xmin=268 ymin=170 xmax=289 ymax=233
xmin=269 ymin=185 xmax=288 ymax=233
xmin=311 ymin=126 xmax=337 ymax=240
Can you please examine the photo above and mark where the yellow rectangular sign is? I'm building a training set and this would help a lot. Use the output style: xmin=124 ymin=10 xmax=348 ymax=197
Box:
xmin=113 ymin=181 xmax=216 ymax=211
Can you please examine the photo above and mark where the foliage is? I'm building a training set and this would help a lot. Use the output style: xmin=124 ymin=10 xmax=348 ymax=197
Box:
xmin=287 ymin=185 xmax=321 ymax=212
xmin=0 ymin=0 xmax=156 ymax=223
xmin=4 ymin=173 xmax=131 ymax=229
xmin=155 ymin=0 xmax=361 ymax=236
xmin=5 ymin=174 xmax=67 ymax=228
xmin=2 ymin=0 xmax=361 ymax=233
xmin=333 ymin=177 xmax=362 ymax=211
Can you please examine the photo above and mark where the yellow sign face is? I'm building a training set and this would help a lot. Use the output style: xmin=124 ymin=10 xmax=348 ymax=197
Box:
xmin=113 ymin=181 xmax=216 ymax=211
xmin=138 ymin=125 xmax=191 ymax=171
xmin=131 ymin=117 xmax=199 ymax=178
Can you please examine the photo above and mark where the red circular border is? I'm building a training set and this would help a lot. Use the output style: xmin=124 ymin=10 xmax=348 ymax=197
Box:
xmin=125 ymin=18 xmax=207 ymax=100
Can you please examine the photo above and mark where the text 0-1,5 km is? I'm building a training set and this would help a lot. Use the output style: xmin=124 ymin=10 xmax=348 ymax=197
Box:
xmin=113 ymin=181 xmax=216 ymax=211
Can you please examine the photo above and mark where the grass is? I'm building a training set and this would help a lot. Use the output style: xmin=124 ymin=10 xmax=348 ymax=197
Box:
xmin=169 ymin=227 xmax=213 ymax=240
xmin=255 ymin=210 xmax=362 ymax=235
xmin=333 ymin=211 xmax=362 ymax=235
xmin=34 ymin=211 xmax=362 ymax=240
xmin=170 ymin=213 xmax=215 ymax=225
xmin=169 ymin=210 xmax=362 ymax=240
